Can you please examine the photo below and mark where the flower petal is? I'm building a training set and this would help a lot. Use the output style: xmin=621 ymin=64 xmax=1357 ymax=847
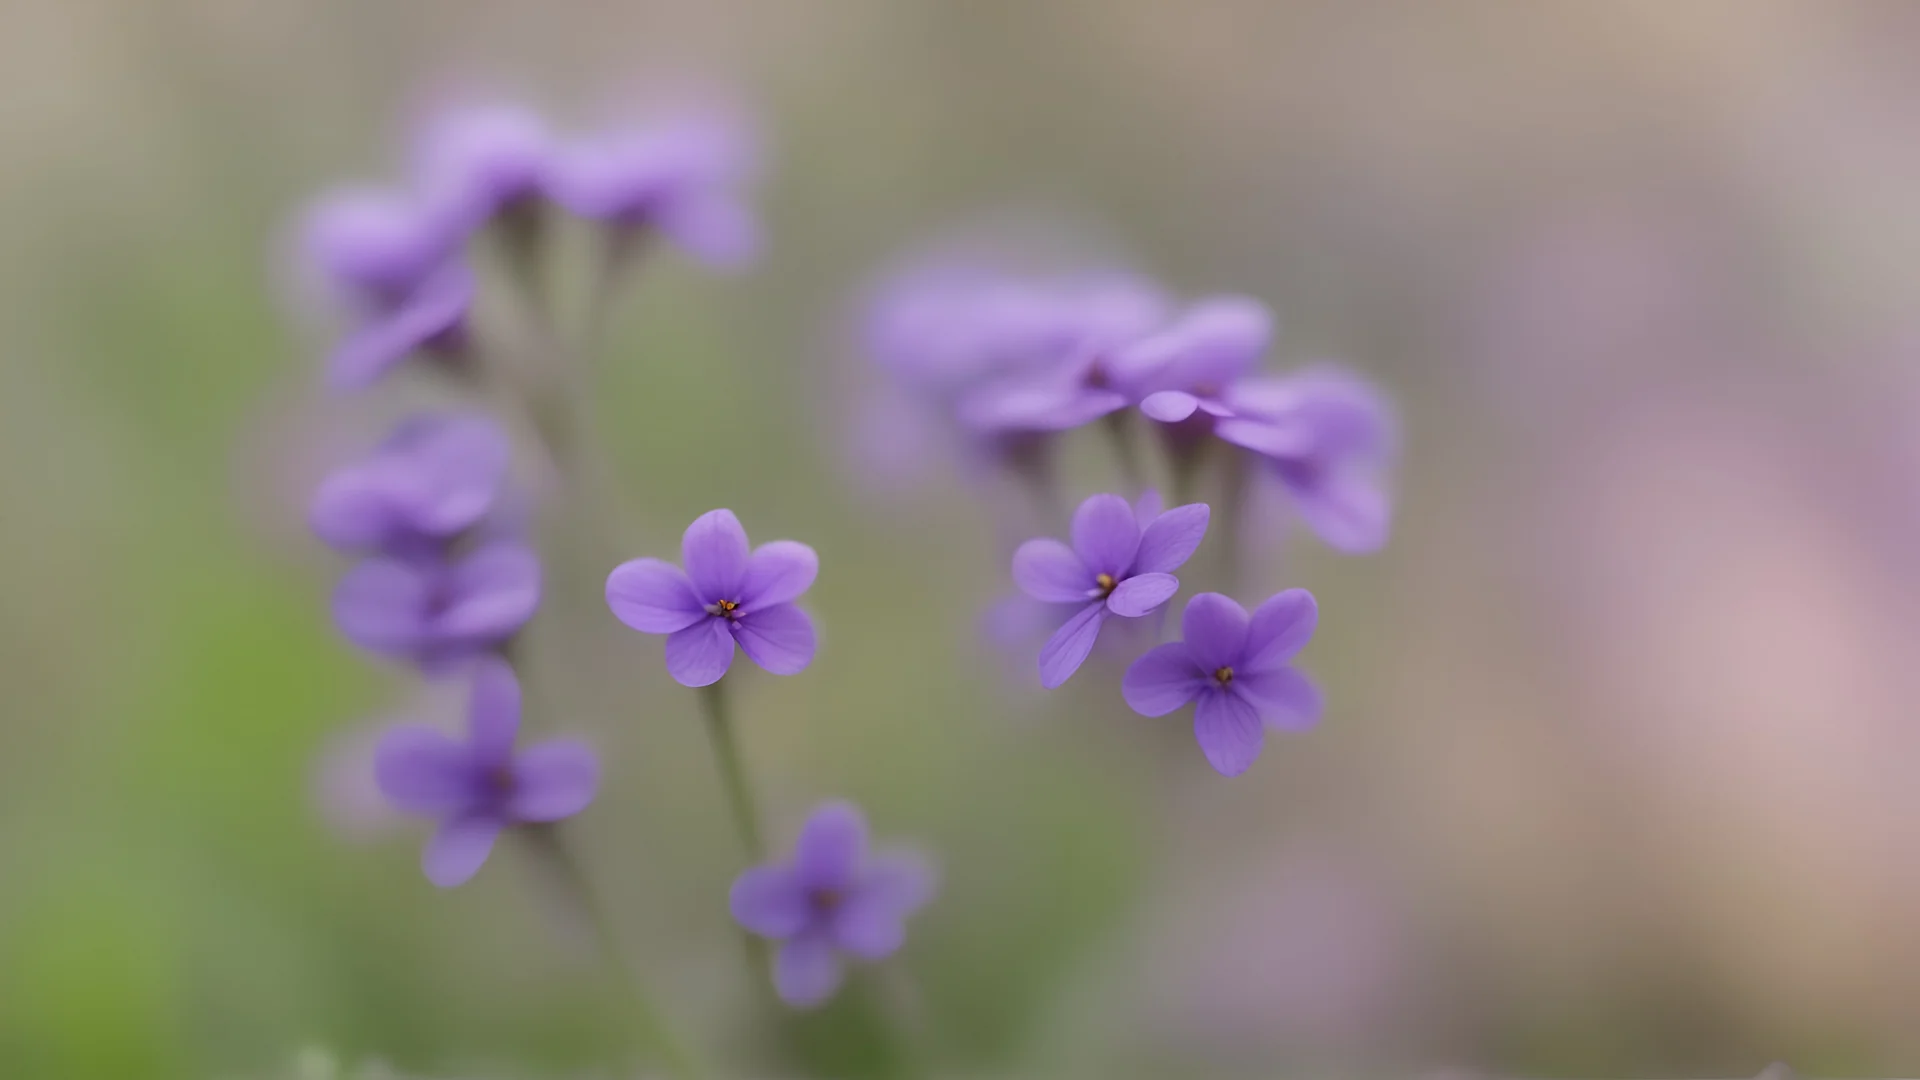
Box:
xmin=1133 ymin=503 xmax=1211 ymax=574
xmin=331 ymin=558 xmax=431 ymax=655
xmin=681 ymin=508 xmax=750 ymax=602
xmin=1069 ymin=493 xmax=1141 ymax=578
xmin=1011 ymin=538 xmax=1092 ymax=603
xmin=733 ymin=603 xmax=817 ymax=676
xmin=740 ymin=540 xmax=819 ymax=610
xmin=1180 ymin=593 xmax=1250 ymax=672
xmin=730 ymin=865 xmax=811 ymax=939
xmin=1140 ymin=390 xmax=1200 ymax=423
xmin=659 ymin=192 xmax=760 ymax=270
xmin=1283 ymin=466 xmax=1393 ymax=554
xmin=373 ymin=723 xmax=474 ymax=814
xmin=1235 ymin=668 xmax=1325 ymax=732
xmin=774 ymin=932 xmax=845 ymax=1009
xmin=1122 ymin=643 xmax=1205 ymax=716
xmin=1214 ymin=416 xmax=1316 ymax=459
xmin=794 ymin=801 xmax=867 ymax=891
xmin=421 ymin=814 xmax=503 ymax=888
xmin=1106 ymin=572 xmax=1178 ymax=618
xmin=507 ymin=739 xmax=600 ymax=822
xmin=1244 ymin=588 xmax=1319 ymax=670
xmin=1133 ymin=488 xmax=1164 ymax=525
xmin=465 ymin=656 xmax=522 ymax=765
xmin=1037 ymin=602 xmax=1107 ymax=689
xmin=664 ymin=618 xmax=735 ymax=687
xmin=1193 ymin=689 xmax=1264 ymax=777
xmin=605 ymin=558 xmax=705 ymax=633
xmin=435 ymin=542 xmax=541 ymax=640
xmin=326 ymin=265 xmax=474 ymax=390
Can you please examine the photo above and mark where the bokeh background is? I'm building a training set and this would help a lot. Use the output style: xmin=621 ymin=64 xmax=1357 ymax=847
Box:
xmin=6 ymin=1 xmax=1920 ymax=1077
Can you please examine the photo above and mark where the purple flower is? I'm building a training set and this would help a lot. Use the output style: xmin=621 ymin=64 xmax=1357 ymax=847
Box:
xmin=333 ymin=541 xmax=541 ymax=672
xmin=1128 ymin=296 xmax=1274 ymax=426
xmin=1122 ymin=591 xmax=1324 ymax=777
xmin=547 ymin=107 xmax=760 ymax=269
xmin=604 ymin=509 xmax=818 ymax=687
xmin=729 ymin=801 xmax=937 ymax=1008
xmin=374 ymin=657 xmax=599 ymax=887
xmin=309 ymin=414 xmax=511 ymax=558
xmin=1215 ymin=368 xmax=1397 ymax=553
xmin=409 ymin=100 xmax=553 ymax=233
xmin=1013 ymin=491 xmax=1209 ymax=688
xmin=299 ymin=190 xmax=476 ymax=390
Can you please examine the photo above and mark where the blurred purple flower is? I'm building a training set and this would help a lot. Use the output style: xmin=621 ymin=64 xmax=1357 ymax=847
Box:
xmin=374 ymin=658 xmax=599 ymax=887
xmin=409 ymin=100 xmax=553 ymax=233
xmin=1014 ymin=491 xmax=1208 ymax=688
xmin=1127 ymin=296 xmax=1274 ymax=426
xmin=604 ymin=509 xmax=818 ymax=687
xmin=547 ymin=107 xmax=760 ymax=269
xmin=309 ymin=413 xmax=511 ymax=559
xmin=299 ymin=190 xmax=476 ymax=390
xmin=1216 ymin=367 xmax=1397 ymax=554
xmin=333 ymin=541 xmax=541 ymax=672
xmin=1122 ymin=591 xmax=1323 ymax=776
xmin=729 ymin=801 xmax=936 ymax=1008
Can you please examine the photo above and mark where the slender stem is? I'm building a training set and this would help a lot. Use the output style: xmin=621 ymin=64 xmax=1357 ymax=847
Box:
xmin=1216 ymin=449 xmax=1250 ymax=592
xmin=519 ymin=826 xmax=707 ymax=1080
xmin=698 ymin=679 xmax=765 ymax=859
xmin=1100 ymin=411 xmax=1145 ymax=493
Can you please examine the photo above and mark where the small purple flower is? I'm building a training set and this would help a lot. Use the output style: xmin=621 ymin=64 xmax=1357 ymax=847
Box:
xmin=299 ymin=190 xmax=476 ymax=390
xmin=375 ymin=657 xmax=599 ymax=887
xmin=409 ymin=100 xmax=553 ymax=233
xmin=1122 ymin=591 xmax=1324 ymax=777
xmin=604 ymin=509 xmax=818 ymax=687
xmin=333 ymin=541 xmax=541 ymax=672
xmin=309 ymin=413 xmax=511 ymax=558
xmin=1128 ymin=296 xmax=1274 ymax=426
xmin=547 ymin=107 xmax=760 ymax=269
xmin=729 ymin=801 xmax=937 ymax=1008
xmin=1214 ymin=368 xmax=1397 ymax=554
xmin=1013 ymin=491 xmax=1209 ymax=688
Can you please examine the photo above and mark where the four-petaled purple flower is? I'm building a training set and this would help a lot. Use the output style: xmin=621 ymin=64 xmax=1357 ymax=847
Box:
xmin=729 ymin=801 xmax=937 ymax=1008
xmin=1122 ymin=591 xmax=1325 ymax=777
xmin=1214 ymin=367 xmax=1397 ymax=554
xmin=333 ymin=541 xmax=541 ymax=672
xmin=309 ymin=413 xmax=510 ymax=559
xmin=547 ymin=106 xmax=760 ymax=269
xmin=605 ymin=509 xmax=818 ymax=687
xmin=300 ymin=189 xmax=475 ymax=390
xmin=375 ymin=657 xmax=600 ymax=887
xmin=1013 ymin=491 xmax=1209 ymax=688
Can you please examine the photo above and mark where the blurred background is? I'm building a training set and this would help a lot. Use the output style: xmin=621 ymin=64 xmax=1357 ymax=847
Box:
xmin=5 ymin=1 xmax=1920 ymax=1077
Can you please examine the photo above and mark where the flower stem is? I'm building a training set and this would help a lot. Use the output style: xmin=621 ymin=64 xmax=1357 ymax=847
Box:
xmin=520 ymin=825 xmax=707 ymax=1080
xmin=698 ymin=679 xmax=765 ymax=860
xmin=1100 ymin=411 xmax=1145 ymax=493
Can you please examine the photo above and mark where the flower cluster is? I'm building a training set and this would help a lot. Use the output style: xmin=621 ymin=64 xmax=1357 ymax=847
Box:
xmin=285 ymin=82 xmax=1398 ymax=1073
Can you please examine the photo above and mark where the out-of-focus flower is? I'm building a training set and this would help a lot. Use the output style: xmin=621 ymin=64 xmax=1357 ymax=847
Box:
xmin=374 ymin=658 xmax=599 ymax=887
xmin=299 ymin=190 xmax=476 ymax=390
xmin=1216 ymin=367 xmax=1397 ymax=554
xmin=409 ymin=100 xmax=553 ymax=234
xmin=1122 ymin=591 xmax=1323 ymax=776
xmin=1128 ymin=296 xmax=1274 ymax=426
xmin=332 ymin=541 xmax=541 ymax=672
xmin=729 ymin=801 xmax=936 ymax=1008
xmin=547 ymin=106 xmax=760 ymax=269
xmin=308 ymin=413 xmax=511 ymax=559
xmin=1013 ymin=491 xmax=1208 ymax=688
xmin=604 ymin=509 xmax=818 ymax=687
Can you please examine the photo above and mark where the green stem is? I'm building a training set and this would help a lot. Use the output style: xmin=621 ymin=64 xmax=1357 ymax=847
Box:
xmin=520 ymin=826 xmax=707 ymax=1080
xmin=698 ymin=679 xmax=765 ymax=859
xmin=1100 ymin=411 xmax=1145 ymax=493
xmin=1216 ymin=449 xmax=1249 ymax=593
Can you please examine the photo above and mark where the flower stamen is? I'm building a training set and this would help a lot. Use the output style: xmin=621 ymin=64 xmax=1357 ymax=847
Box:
xmin=1213 ymin=666 xmax=1234 ymax=686
xmin=1095 ymin=572 xmax=1117 ymax=596
xmin=708 ymin=598 xmax=741 ymax=619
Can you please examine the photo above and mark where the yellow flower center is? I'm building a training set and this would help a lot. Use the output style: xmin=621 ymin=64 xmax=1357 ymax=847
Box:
xmin=1095 ymin=572 xmax=1117 ymax=595
xmin=1213 ymin=666 xmax=1234 ymax=686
